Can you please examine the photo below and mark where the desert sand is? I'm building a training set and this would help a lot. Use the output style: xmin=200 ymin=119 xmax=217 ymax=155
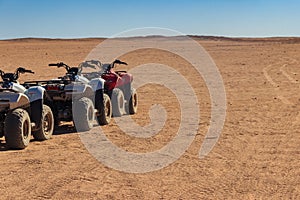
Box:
xmin=0 ymin=37 xmax=299 ymax=199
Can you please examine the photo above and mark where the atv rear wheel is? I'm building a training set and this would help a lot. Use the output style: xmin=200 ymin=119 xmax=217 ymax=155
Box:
xmin=73 ymin=97 xmax=95 ymax=132
xmin=128 ymin=88 xmax=138 ymax=114
xmin=97 ymin=93 xmax=112 ymax=125
xmin=4 ymin=108 xmax=31 ymax=149
xmin=111 ymin=88 xmax=125 ymax=117
xmin=32 ymin=105 xmax=54 ymax=141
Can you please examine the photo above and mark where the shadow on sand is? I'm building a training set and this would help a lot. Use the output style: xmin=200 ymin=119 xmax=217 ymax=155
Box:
xmin=0 ymin=124 xmax=78 ymax=151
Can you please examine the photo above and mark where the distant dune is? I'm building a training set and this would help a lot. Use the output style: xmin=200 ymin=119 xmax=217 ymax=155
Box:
xmin=2 ymin=35 xmax=300 ymax=43
xmin=189 ymin=35 xmax=300 ymax=43
xmin=0 ymin=37 xmax=105 ymax=42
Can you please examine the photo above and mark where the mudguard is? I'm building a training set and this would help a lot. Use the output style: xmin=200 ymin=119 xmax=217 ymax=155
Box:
xmin=25 ymin=86 xmax=45 ymax=102
xmin=94 ymin=88 xmax=104 ymax=112
xmin=89 ymin=78 xmax=105 ymax=92
xmin=88 ymin=78 xmax=105 ymax=112
xmin=0 ymin=92 xmax=30 ymax=111
xmin=25 ymin=86 xmax=45 ymax=131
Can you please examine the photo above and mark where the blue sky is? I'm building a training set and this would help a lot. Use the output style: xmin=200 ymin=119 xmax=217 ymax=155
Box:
xmin=0 ymin=0 xmax=299 ymax=39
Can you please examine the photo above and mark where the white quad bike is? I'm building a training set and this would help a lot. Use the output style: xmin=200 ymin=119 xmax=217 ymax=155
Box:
xmin=0 ymin=67 xmax=54 ymax=149
xmin=23 ymin=62 xmax=112 ymax=132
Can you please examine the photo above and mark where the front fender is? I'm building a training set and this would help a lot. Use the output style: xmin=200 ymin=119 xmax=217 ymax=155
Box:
xmin=25 ymin=86 xmax=45 ymax=130
xmin=89 ymin=78 xmax=105 ymax=92
xmin=25 ymin=86 xmax=45 ymax=102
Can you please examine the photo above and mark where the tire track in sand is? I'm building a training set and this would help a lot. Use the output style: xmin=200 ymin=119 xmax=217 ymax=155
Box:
xmin=263 ymin=57 xmax=300 ymax=124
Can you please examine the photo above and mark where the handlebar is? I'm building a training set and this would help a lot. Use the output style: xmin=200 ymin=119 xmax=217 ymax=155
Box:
xmin=78 ymin=60 xmax=99 ymax=69
xmin=48 ymin=63 xmax=58 ymax=66
xmin=0 ymin=67 xmax=35 ymax=82
xmin=89 ymin=60 xmax=102 ymax=66
xmin=49 ymin=62 xmax=71 ymax=71
xmin=109 ymin=59 xmax=128 ymax=71
xmin=17 ymin=67 xmax=34 ymax=74
xmin=112 ymin=59 xmax=127 ymax=66
xmin=26 ymin=70 xmax=34 ymax=74
xmin=49 ymin=62 xmax=80 ymax=81
xmin=78 ymin=59 xmax=128 ymax=75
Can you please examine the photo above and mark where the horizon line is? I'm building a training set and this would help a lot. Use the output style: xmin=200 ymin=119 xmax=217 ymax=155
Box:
xmin=1 ymin=35 xmax=300 ymax=42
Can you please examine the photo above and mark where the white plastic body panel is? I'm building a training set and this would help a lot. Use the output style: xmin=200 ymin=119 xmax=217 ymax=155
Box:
xmin=11 ymin=82 xmax=26 ymax=93
xmin=25 ymin=86 xmax=45 ymax=102
xmin=0 ymin=92 xmax=30 ymax=110
xmin=89 ymin=78 xmax=105 ymax=91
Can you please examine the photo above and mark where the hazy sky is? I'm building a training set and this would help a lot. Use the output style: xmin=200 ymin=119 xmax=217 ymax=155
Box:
xmin=0 ymin=0 xmax=299 ymax=39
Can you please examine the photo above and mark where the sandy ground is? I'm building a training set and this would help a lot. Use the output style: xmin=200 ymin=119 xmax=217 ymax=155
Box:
xmin=0 ymin=37 xmax=299 ymax=199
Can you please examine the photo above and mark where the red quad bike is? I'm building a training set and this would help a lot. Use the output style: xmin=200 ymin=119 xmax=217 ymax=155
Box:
xmin=79 ymin=60 xmax=138 ymax=117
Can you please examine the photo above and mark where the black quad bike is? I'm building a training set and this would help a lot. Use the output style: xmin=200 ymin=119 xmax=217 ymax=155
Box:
xmin=0 ymin=67 xmax=54 ymax=149
xmin=24 ymin=62 xmax=112 ymax=132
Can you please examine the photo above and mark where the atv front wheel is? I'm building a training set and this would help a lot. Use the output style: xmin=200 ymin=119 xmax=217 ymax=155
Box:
xmin=111 ymin=88 xmax=125 ymax=117
xmin=4 ymin=108 xmax=31 ymax=149
xmin=73 ymin=97 xmax=95 ymax=132
xmin=97 ymin=93 xmax=112 ymax=125
xmin=32 ymin=105 xmax=54 ymax=141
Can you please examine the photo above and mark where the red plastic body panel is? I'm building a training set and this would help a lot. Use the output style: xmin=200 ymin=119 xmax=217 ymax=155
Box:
xmin=101 ymin=69 xmax=133 ymax=91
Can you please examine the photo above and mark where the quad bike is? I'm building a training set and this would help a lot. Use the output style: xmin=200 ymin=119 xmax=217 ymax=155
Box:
xmin=23 ymin=62 xmax=112 ymax=131
xmin=79 ymin=59 xmax=138 ymax=117
xmin=0 ymin=67 xmax=54 ymax=149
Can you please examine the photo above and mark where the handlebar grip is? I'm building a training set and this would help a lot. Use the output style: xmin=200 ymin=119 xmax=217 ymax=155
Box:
xmin=113 ymin=60 xmax=128 ymax=66
xmin=26 ymin=70 xmax=34 ymax=74
xmin=49 ymin=63 xmax=58 ymax=66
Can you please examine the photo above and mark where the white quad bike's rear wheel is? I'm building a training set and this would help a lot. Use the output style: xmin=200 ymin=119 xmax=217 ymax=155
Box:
xmin=97 ymin=93 xmax=112 ymax=125
xmin=111 ymin=88 xmax=125 ymax=117
xmin=73 ymin=97 xmax=95 ymax=132
xmin=32 ymin=105 xmax=54 ymax=141
xmin=4 ymin=108 xmax=31 ymax=149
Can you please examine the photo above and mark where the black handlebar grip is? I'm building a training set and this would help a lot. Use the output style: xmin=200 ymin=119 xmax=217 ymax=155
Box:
xmin=49 ymin=63 xmax=58 ymax=66
xmin=26 ymin=70 xmax=34 ymax=74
